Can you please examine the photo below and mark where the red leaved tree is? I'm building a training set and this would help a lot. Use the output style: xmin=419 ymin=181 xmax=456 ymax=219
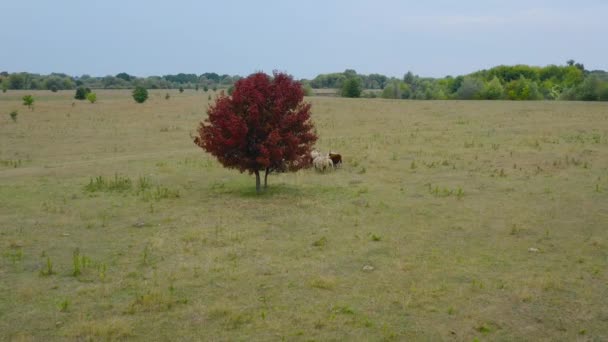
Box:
xmin=193 ymin=72 xmax=317 ymax=193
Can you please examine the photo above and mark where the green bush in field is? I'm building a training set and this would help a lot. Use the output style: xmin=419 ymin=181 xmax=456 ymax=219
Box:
xmin=9 ymin=110 xmax=18 ymax=122
xmin=132 ymin=87 xmax=149 ymax=103
xmin=179 ymin=87 xmax=184 ymax=93
xmin=74 ymin=86 xmax=91 ymax=100
xmin=86 ymin=92 xmax=97 ymax=103
xmin=341 ymin=77 xmax=362 ymax=98
xmin=22 ymin=95 xmax=34 ymax=109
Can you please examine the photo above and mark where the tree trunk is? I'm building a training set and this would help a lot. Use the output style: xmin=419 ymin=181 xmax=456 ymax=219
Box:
xmin=255 ymin=170 xmax=261 ymax=194
xmin=264 ymin=168 xmax=270 ymax=190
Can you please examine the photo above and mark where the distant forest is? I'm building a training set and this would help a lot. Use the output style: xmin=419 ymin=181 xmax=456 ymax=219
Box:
xmin=2 ymin=61 xmax=607 ymax=101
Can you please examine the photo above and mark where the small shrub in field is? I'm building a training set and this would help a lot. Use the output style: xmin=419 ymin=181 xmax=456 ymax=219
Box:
xmin=341 ymin=78 xmax=362 ymax=98
xmin=165 ymin=93 xmax=170 ymax=100
xmin=74 ymin=86 xmax=91 ymax=100
xmin=203 ymin=86 xmax=208 ymax=92
xmin=212 ymin=86 xmax=217 ymax=91
xmin=9 ymin=110 xmax=18 ymax=122
xmin=22 ymin=95 xmax=34 ymax=109
xmin=85 ymin=174 xmax=133 ymax=192
xmin=179 ymin=87 xmax=184 ymax=93
xmin=40 ymin=256 xmax=54 ymax=276
xmin=59 ymin=299 xmax=69 ymax=312
xmin=195 ymin=84 xmax=199 ymax=91
xmin=132 ymin=87 xmax=149 ymax=103
xmin=86 ymin=92 xmax=97 ymax=103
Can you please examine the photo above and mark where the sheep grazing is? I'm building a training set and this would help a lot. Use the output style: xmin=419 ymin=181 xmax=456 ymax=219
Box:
xmin=310 ymin=150 xmax=321 ymax=163
xmin=328 ymin=152 xmax=342 ymax=167
xmin=313 ymin=155 xmax=333 ymax=172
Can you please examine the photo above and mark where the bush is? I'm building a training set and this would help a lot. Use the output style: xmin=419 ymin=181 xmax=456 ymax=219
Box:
xmin=86 ymin=92 xmax=97 ymax=103
xmin=341 ymin=77 xmax=362 ymax=98
xmin=203 ymin=86 xmax=208 ymax=92
xmin=74 ymin=86 xmax=91 ymax=100
xmin=302 ymin=83 xmax=313 ymax=96
xmin=179 ymin=87 xmax=184 ymax=93
xmin=132 ymin=87 xmax=149 ymax=103
xmin=165 ymin=93 xmax=170 ymax=100
xmin=9 ymin=110 xmax=18 ymax=122
xmin=22 ymin=95 xmax=34 ymax=109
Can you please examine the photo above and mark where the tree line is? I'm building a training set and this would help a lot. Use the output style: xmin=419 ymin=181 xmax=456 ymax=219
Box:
xmin=308 ymin=61 xmax=608 ymax=101
xmin=2 ymin=61 xmax=607 ymax=101
xmin=0 ymin=72 xmax=241 ymax=92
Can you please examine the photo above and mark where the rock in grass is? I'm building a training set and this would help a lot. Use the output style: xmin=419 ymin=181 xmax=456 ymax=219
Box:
xmin=133 ymin=220 xmax=146 ymax=228
xmin=362 ymin=265 xmax=374 ymax=272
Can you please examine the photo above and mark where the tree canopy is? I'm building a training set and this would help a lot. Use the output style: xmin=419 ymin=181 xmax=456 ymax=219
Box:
xmin=193 ymin=72 xmax=317 ymax=193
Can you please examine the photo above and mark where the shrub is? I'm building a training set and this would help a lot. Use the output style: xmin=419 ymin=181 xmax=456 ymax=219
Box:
xmin=203 ymin=86 xmax=208 ymax=92
xmin=74 ymin=86 xmax=91 ymax=100
xmin=86 ymin=92 xmax=97 ymax=103
xmin=132 ymin=87 xmax=149 ymax=103
xmin=179 ymin=87 xmax=184 ymax=93
xmin=22 ymin=95 xmax=34 ymax=109
xmin=341 ymin=77 xmax=362 ymax=98
xmin=165 ymin=93 xmax=170 ymax=100
xmin=9 ymin=110 xmax=18 ymax=122
xmin=302 ymin=83 xmax=313 ymax=96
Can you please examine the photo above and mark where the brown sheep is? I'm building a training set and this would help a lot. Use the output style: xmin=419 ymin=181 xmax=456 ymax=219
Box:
xmin=329 ymin=152 xmax=342 ymax=168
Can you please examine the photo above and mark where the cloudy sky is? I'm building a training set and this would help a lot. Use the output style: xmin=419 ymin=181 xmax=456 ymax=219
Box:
xmin=1 ymin=0 xmax=605 ymax=78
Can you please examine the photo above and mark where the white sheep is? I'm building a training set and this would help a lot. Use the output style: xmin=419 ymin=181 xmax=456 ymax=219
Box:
xmin=313 ymin=155 xmax=333 ymax=172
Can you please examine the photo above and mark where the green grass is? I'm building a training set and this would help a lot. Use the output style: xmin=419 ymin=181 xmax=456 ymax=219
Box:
xmin=1 ymin=90 xmax=607 ymax=340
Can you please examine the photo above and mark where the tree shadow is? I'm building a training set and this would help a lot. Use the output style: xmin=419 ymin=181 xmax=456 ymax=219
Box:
xmin=207 ymin=180 xmax=348 ymax=200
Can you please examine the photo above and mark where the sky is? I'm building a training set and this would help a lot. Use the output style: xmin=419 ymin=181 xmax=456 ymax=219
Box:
xmin=0 ymin=0 xmax=606 ymax=79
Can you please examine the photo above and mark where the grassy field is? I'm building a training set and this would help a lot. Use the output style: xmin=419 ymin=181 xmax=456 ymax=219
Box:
xmin=1 ymin=90 xmax=607 ymax=341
